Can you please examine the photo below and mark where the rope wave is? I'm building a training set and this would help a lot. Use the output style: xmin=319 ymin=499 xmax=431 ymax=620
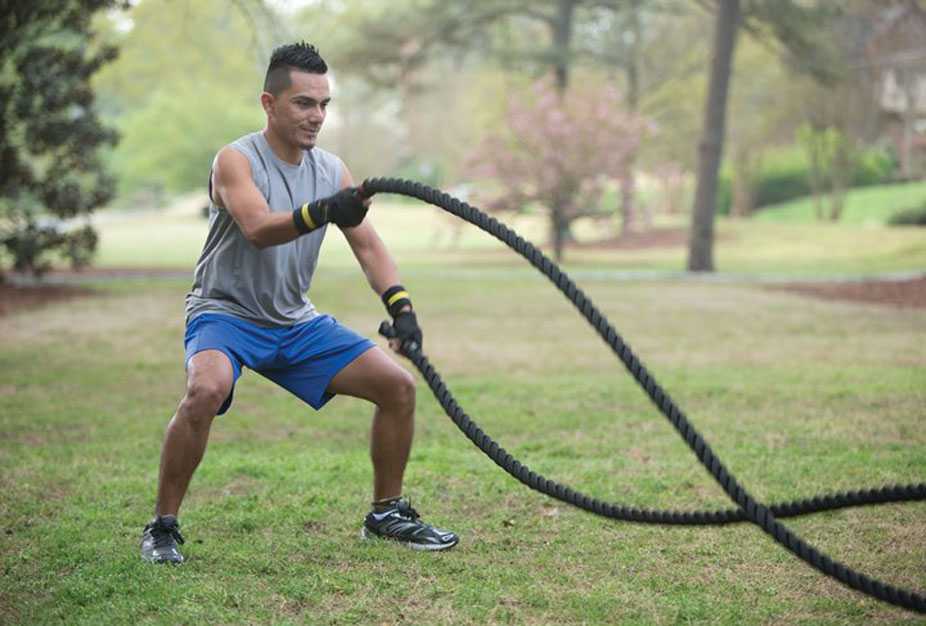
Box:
xmin=363 ymin=177 xmax=926 ymax=613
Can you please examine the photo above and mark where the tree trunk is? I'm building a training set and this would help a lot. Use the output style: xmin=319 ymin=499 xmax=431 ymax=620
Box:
xmin=619 ymin=0 xmax=643 ymax=236
xmin=829 ymin=135 xmax=852 ymax=221
xmin=731 ymin=144 xmax=758 ymax=218
xmin=552 ymin=0 xmax=577 ymax=94
xmin=687 ymin=0 xmax=740 ymax=272
xmin=730 ymin=163 xmax=750 ymax=219
xmin=620 ymin=167 xmax=638 ymax=233
xmin=552 ymin=205 xmax=566 ymax=262
xmin=805 ymin=133 xmax=826 ymax=221
xmin=899 ymin=69 xmax=917 ymax=181
xmin=550 ymin=0 xmax=576 ymax=258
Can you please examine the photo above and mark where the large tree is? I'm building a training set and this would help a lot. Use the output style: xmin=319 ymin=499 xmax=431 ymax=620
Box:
xmin=0 ymin=0 xmax=124 ymax=277
xmin=687 ymin=0 xmax=740 ymax=271
xmin=687 ymin=0 xmax=841 ymax=271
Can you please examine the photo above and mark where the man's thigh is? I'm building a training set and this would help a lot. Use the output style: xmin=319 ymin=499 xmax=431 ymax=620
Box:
xmin=326 ymin=346 xmax=411 ymax=404
xmin=184 ymin=313 xmax=261 ymax=415
xmin=186 ymin=350 xmax=235 ymax=396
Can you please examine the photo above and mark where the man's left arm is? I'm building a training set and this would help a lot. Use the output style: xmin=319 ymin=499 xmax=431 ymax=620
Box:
xmin=339 ymin=164 xmax=422 ymax=353
xmin=338 ymin=164 xmax=401 ymax=295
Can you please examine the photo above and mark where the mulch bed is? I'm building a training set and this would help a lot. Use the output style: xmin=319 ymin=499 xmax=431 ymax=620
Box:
xmin=769 ymin=276 xmax=926 ymax=309
xmin=575 ymin=227 xmax=691 ymax=250
xmin=0 ymin=282 xmax=97 ymax=316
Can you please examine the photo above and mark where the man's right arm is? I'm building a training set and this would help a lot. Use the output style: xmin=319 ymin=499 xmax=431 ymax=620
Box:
xmin=211 ymin=146 xmax=302 ymax=249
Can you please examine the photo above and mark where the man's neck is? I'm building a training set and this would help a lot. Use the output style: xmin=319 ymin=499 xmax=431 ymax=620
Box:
xmin=262 ymin=128 xmax=303 ymax=165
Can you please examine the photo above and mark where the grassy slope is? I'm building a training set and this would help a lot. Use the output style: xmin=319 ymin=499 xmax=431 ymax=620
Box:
xmin=1 ymin=266 xmax=924 ymax=624
xmin=754 ymin=181 xmax=926 ymax=226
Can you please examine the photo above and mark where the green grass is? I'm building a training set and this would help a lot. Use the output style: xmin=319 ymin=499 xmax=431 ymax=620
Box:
xmin=1 ymin=267 xmax=925 ymax=624
xmin=755 ymin=181 xmax=926 ymax=226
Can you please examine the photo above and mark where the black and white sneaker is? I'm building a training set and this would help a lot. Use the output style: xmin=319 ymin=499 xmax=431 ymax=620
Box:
xmin=361 ymin=499 xmax=459 ymax=551
xmin=140 ymin=515 xmax=185 ymax=564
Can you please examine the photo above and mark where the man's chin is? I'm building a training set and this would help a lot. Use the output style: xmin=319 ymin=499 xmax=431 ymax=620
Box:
xmin=296 ymin=132 xmax=318 ymax=150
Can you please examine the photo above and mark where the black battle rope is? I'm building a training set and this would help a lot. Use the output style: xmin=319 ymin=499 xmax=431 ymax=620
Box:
xmin=362 ymin=178 xmax=926 ymax=613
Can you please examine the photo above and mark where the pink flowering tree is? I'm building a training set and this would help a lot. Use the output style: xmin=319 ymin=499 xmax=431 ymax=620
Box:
xmin=467 ymin=77 xmax=645 ymax=261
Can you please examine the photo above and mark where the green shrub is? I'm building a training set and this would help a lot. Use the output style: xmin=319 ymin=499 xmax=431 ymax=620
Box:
xmin=753 ymin=149 xmax=812 ymax=207
xmin=888 ymin=203 xmax=926 ymax=226
xmin=854 ymin=147 xmax=897 ymax=186
xmin=715 ymin=145 xmax=897 ymax=215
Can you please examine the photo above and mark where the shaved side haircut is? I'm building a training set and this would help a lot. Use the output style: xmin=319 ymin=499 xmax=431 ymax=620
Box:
xmin=264 ymin=41 xmax=328 ymax=95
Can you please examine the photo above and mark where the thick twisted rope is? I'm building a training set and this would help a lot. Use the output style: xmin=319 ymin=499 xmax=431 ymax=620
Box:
xmin=362 ymin=177 xmax=925 ymax=613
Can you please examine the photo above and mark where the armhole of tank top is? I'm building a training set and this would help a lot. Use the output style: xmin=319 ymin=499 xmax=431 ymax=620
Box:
xmin=333 ymin=155 xmax=345 ymax=190
xmin=245 ymin=137 xmax=274 ymax=204
xmin=248 ymin=138 xmax=269 ymax=178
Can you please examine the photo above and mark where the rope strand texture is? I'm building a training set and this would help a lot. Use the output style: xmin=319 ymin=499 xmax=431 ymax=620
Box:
xmin=362 ymin=177 xmax=925 ymax=613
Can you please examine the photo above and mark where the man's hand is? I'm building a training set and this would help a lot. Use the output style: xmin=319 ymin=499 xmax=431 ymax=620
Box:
xmin=293 ymin=187 xmax=369 ymax=233
xmin=390 ymin=310 xmax=423 ymax=355
xmin=378 ymin=284 xmax=421 ymax=356
xmin=325 ymin=187 xmax=369 ymax=228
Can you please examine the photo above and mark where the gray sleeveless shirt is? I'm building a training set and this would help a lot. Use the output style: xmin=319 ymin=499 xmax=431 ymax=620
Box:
xmin=185 ymin=131 xmax=343 ymax=327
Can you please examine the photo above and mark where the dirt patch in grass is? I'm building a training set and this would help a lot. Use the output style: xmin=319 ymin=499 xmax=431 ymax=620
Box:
xmin=0 ymin=267 xmax=187 ymax=317
xmin=575 ymin=227 xmax=693 ymax=250
xmin=769 ymin=276 xmax=926 ymax=309
xmin=0 ymin=282 xmax=97 ymax=317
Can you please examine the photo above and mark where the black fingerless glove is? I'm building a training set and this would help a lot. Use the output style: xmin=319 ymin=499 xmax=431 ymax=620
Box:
xmin=393 ymin=310 xmax=422 ymax=353
xmin=382 ymin=285 xmax=422 ymax=353
xmin=292 ymin=187 xmax=368 ymax=233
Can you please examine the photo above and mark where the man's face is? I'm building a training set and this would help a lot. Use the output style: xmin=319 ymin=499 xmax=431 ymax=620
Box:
xmin=265 ymin=70 xmax=330 ymax=150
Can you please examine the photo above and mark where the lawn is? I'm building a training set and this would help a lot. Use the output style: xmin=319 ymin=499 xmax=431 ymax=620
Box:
xmin=85 ymin=187 xmax=926 ymax=277
xmin=1 ymin=247 xmax=924 ymax=623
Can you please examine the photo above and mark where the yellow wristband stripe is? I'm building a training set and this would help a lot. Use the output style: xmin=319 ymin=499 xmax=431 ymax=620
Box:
xmin=386 ymin=291 xmax=410 ymax=307
xmin=301 ymin=203 xmax=317 ymax=230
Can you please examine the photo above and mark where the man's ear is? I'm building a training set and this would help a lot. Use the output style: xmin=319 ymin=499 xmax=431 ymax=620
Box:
xmin=260 ymin=91 xmax=274 ymax=117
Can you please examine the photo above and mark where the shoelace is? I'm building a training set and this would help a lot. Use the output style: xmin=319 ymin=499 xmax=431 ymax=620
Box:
xmin=395 ymin=500 xmax=420 ymax=521
xmin=151 ymin=522 xmax=185 ymax=548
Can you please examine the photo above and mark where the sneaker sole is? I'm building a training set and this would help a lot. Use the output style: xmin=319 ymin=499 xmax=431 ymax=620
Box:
xmin=140 ymin=548 xmax=184 ymax=564
xmin=141 ymin=556 xmax=184 ymax=564
xmin=360 ymin=526 xmax=459 ymax=551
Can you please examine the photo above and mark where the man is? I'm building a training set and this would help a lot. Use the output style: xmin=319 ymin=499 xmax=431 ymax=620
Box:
xmin=141 ymin=42 xmax=458 ymax=563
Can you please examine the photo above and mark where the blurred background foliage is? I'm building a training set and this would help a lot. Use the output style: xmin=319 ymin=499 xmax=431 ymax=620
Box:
xmin=2 ymin=0 xmax=925 ymax=274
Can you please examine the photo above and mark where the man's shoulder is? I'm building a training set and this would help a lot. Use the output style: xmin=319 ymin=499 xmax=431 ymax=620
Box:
xmin=308 ymin=146 xmax=345 ymax=187
xmin=308 ymin=146 xmax=343 ymax=167
xmin=227 ymin=131 xmax=263 ymax=158
xmin=216 ymin=132 xmax=267 ymax=177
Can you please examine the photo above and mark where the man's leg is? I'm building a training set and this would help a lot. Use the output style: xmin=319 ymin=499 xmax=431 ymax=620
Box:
xmin=327 ymin=346 xmax=416 ymax=501
xmin=156 ymin=349 xmax=234 ymax=516
xmin=142 ymin=349 xmax=234 ymax=563
xmin=327 ymin=345 xmax=458 ymax=550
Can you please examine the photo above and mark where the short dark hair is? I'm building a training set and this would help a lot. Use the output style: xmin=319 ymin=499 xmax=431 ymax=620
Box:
xmin=263 ymin=42 xmax=328 ymax=95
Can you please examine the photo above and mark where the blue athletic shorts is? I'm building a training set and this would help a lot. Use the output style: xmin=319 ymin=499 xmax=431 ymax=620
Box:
xmin=184 ymin=312 xmax=376 ymax=415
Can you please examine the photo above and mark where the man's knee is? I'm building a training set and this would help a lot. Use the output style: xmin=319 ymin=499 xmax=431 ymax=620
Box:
xmin=179 ymin=350 xmax=233 ymax=422
xmin=384 ymin=368 xmax=416 ymax=414
xmin=179 ymin=378 xmax=228 ymax=423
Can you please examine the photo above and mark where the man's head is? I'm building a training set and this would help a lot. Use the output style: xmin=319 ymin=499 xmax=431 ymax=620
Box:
xmin=261 ymin=42 xmax=330 ymax=151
